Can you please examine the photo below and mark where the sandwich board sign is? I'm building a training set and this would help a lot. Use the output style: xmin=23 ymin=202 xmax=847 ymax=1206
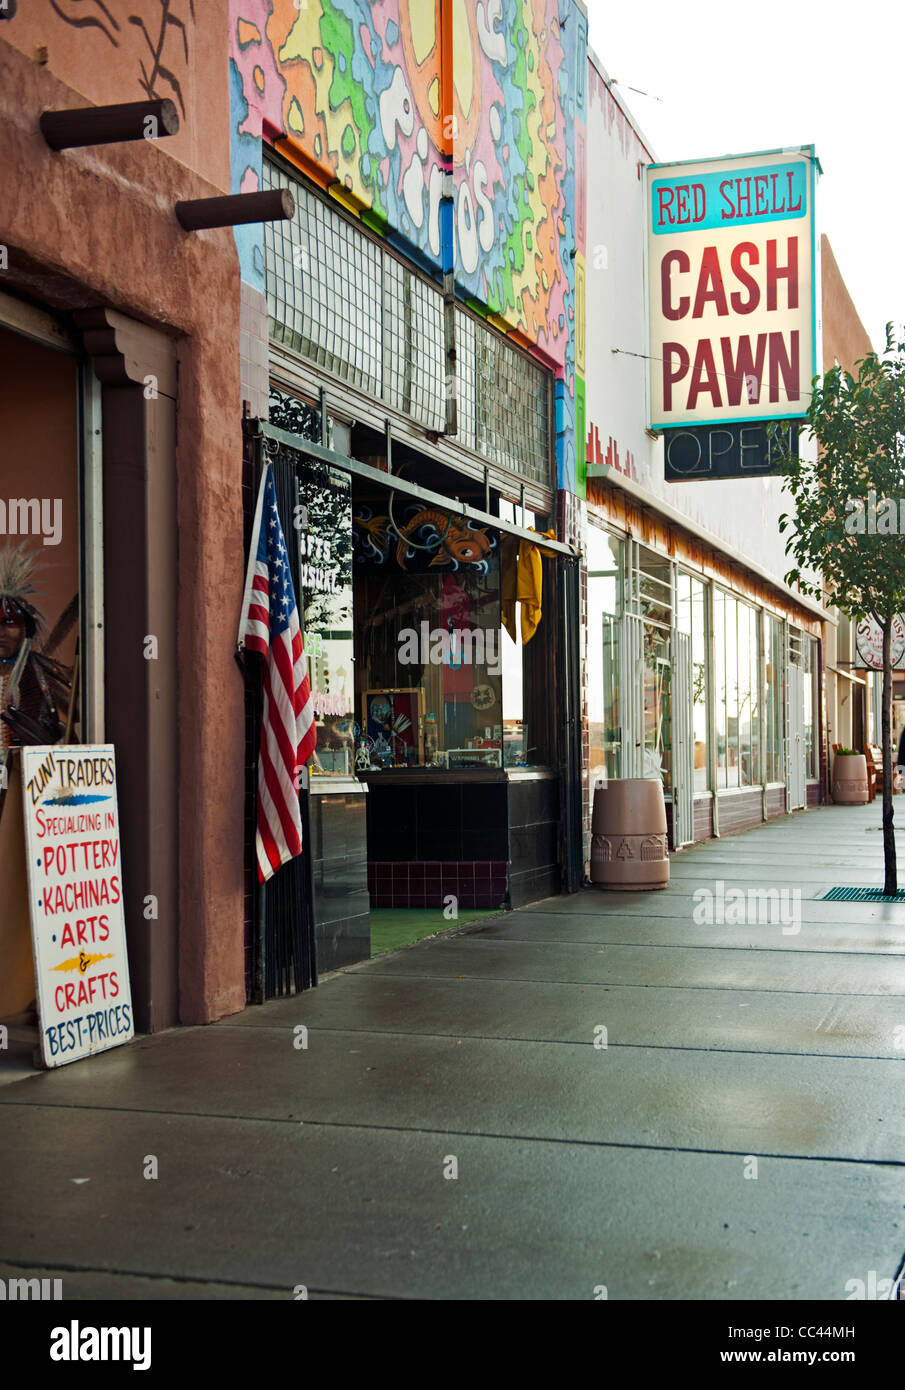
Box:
xmin=21 ymin=745 xmax=134 ymax=1067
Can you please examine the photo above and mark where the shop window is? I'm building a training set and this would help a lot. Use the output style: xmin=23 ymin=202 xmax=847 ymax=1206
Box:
xmin=588 ymin=527 xmax=624 ymax=781
xmin=351 ymin=493 xmax=554 ymax=770
xmin=268 ymin=389 xmax=355 ymax=777
xmin=352 ymin=507 xmax=503 ymax=769
xmin=677 ymin=572 xmax=709 ymax=791
xmin=764 ymin=614 xmax=785 ymax=783
xmin=636 ymin=548 xmax=673 ymax=627
xmin=632 ymin=547 xmax=673 ymax=786
xmin=714 ymin=589 xmax=761 ymax=788
xmin=296 ymin=462 xmax=355 ymax=776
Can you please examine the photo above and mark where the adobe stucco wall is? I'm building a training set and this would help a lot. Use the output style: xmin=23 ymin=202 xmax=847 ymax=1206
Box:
xmin=0 ymin=35 xmax=245 ymax=1026
xmin=1 ymin=0 xmax=230 ymax=190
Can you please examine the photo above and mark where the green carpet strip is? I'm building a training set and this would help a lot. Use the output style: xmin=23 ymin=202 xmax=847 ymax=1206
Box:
xmin=823 ymin=887 xmax=905 ymax=903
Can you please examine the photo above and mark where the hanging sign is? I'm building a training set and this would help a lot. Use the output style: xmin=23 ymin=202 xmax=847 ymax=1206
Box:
xmin=855 ymin=615 xmax=905 ymax=671
xmin=664 ymin=421 xmax=798 ymax=481
xmin=21 ymin=745 xmax=134 ymax=1067
xmin=648 ymin=146 xmax=817 ymax=432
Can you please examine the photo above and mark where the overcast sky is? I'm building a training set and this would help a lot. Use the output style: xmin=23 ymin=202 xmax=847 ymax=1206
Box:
xmin=585 ymin=0 xmax=904 ymax=354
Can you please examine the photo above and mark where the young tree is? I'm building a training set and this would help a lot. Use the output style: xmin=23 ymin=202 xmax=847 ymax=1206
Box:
xmin=773 ymin=325 xmax=905 ymax=895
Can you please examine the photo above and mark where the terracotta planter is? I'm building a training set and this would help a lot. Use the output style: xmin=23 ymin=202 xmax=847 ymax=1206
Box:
xmin=832 ymin=753 xmax=869 ymax=805
xmin=589 ymin=777 xmax=670 ymax=890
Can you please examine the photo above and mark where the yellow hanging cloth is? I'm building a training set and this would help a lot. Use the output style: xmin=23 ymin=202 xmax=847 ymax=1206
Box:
xmin=518 ymin=540 xmax=542 ymax=643
xmin=500 ymin=528 xmax=557 ymax=645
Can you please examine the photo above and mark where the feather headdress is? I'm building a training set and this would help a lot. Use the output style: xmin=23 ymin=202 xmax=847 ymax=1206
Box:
xmin=0 ymin=542 xmax=44 ymax=638
xmin=0 ymin=543 xmax=45 ymax=708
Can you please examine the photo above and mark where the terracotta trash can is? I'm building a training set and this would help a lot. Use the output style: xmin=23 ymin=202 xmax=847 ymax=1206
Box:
xmin=832 ymin=753 xmax=869 ymax=805
xmin=589 ymin=777 xmax=670 ymax=890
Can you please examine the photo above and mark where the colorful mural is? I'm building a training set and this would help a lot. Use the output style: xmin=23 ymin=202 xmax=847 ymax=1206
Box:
xmin=230 ymin=0 xmax=586 ymax=492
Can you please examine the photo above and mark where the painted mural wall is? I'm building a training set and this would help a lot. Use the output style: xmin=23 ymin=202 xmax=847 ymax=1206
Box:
xmin=230 ymin=0 xmax=586 ymax=491
xmin=584 ymin=52 xmax=819 ymax=583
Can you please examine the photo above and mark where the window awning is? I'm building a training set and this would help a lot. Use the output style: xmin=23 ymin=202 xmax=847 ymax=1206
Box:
xmin=255 ymin=419 xmax=578 ymax=559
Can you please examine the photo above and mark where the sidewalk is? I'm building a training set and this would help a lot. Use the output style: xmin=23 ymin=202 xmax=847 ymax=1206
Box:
xmin=2 ymin=801 xmax=904 ymax=1300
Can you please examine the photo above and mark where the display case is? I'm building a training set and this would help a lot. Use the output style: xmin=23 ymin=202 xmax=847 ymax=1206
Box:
xmin=361 ymin=688 xmax=425 ymax=767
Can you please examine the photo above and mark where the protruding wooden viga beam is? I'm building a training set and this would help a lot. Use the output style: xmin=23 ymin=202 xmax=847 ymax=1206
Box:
xmin=175 ymin=188 xmax=295 ymax=231
xmin=40 ymin=99 xmax=179 ymax=151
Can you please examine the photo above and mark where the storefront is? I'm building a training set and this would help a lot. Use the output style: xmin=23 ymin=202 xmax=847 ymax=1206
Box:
xmin=1 ymin=19 xmax=246 ymax=1040
xmin=0 ymin=293 xmax=99 ymax=1021
xmin=243 ymin=399 xmax=582 ymax=990
xmin=232 ymin=151 xmax=585 ymax=995
xmin=584 ymin=489 xmax=826 ymax=850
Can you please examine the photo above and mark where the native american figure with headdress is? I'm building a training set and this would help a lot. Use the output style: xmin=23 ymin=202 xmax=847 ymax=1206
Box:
xmin=0 ymin=544 xmax=76 ymax=772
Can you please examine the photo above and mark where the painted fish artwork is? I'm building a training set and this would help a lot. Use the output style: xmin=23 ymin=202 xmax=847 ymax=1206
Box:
xmin=353 ymin=505 xmax=497 ymax=575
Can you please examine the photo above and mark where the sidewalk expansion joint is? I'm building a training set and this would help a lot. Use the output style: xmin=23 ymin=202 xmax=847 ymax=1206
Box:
xmin=1 ymin=1105 xmax=903 ymax=1168
xmin=204 ymin=1023 xmax=905 ymax=1062
xmin=0 ymin=1257 xmax=408 ymax=1300
xmin=342 ymin=968 xmax=905 ymax=996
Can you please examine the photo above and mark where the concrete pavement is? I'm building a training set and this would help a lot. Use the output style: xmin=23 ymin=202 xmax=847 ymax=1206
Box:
xmin=2 ymin=800 xmax=904 ymax=1300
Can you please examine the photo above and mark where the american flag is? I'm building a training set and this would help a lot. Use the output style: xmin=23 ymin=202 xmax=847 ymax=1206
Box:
xmin=239 ymin=465 xmax=316 ymax=882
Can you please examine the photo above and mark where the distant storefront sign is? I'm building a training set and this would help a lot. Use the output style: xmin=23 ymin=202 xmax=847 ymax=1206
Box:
xmin=648 ymin=146 xmax=817 ymax=437
xmin=855 ymin=614 xmax=905 ymax=671
xmin=22 ymin=744 xmax=134 ymax=1068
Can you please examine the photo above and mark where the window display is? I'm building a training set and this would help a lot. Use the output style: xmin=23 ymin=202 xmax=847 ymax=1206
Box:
xmin=296 ymin=460 xmax=355 ymax=776
xmin=352 ymin=498 xmax=504 ymax=769
xmin=714 ymin=588 xmax=760 ymax=788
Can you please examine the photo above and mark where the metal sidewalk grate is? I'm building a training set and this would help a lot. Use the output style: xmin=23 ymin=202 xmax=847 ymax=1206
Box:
xmin=823 ymin=887 xmax=905 ymax=903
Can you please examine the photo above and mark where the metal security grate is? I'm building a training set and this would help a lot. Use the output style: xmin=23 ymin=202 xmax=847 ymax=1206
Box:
xmin=264 ymin=162 xmax=382 ymax=396
xmin=454 ymin=308 xmax=477 ymax=452
xmin=473 ymin=315 xmax=551 ymax=486
xmin=823 ymin=887 xmax=905 ymax=902
xmin=263 ymin=158 xmax=553 ymax=490
xmin=384 ymin=256 xmax=445 ymax=432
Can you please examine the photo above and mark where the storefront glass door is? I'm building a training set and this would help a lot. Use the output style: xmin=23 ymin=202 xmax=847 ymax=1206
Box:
xmin=671 ymin=628 xmax=694 ymax=846
xmin=642 ymin=622 xmax=672 ymax=787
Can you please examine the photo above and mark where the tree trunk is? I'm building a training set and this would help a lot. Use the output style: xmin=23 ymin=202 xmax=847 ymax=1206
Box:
xmin=882 ymin=613 xmax=897 ymax=895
